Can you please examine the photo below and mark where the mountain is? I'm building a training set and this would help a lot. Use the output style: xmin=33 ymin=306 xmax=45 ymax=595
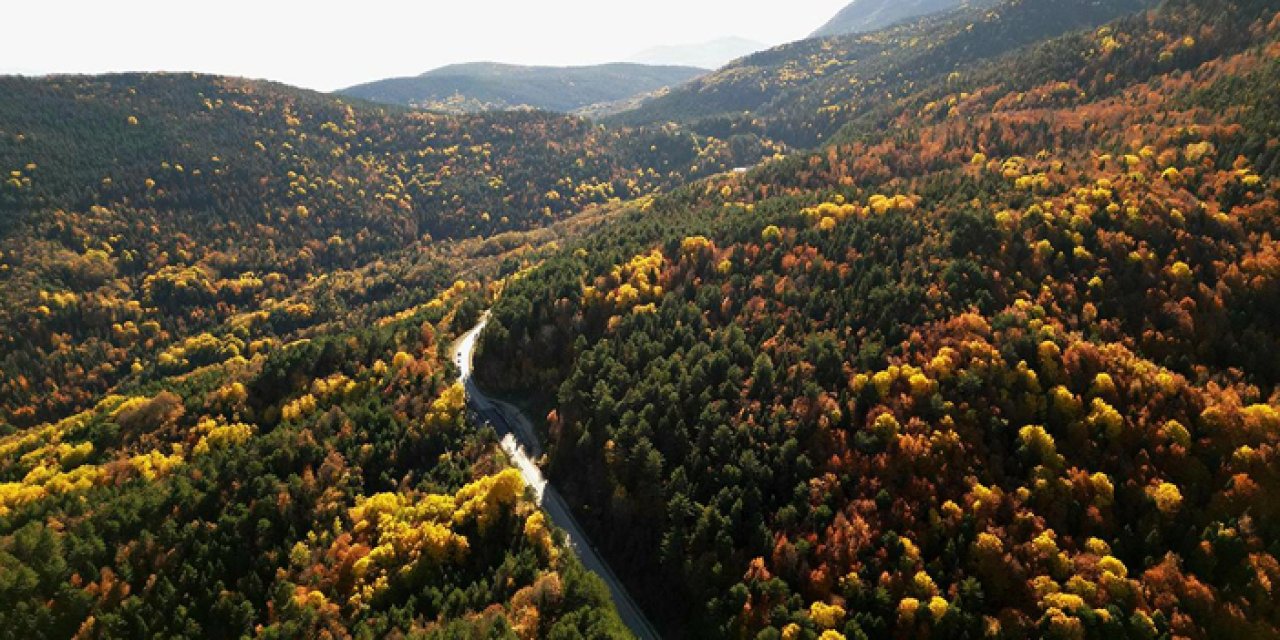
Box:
xmin=0 ymin=71 xmax=776 ymax=429
xmin=337 ymin=62 xmax=706 ymax=114
xmin=629 ymin=36 xmax=767 ymax=71
xmin=0 ymin=71 xmax=776 ymax=638
xmin=610 ymin=0 xmax=1156 ymax=147
xmin=811 ymin=0 xmax=974 ymax=37
xmin=5 ymin=0 xmax=1280 ymax=637
xmin=477 ymin=0 xmax=1280 ymax=635
xmin=0 ymin=73 xmax=647 ymax=636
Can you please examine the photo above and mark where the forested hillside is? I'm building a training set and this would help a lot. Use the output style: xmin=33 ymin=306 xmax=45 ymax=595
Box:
xmin=0 ymin=264 xmax=632 ymax=637
xmin=478 ymin=0 xmax=1280 ymax=636
xmin=0 ymin=73 xmax=779 ymax=428
xmin=339 ymin=62 xmax=706 ymax=115
xmin=5 ymin=0 xmax=1280 ymax=637
xmin=0 ymin=73 xmax=768 ymax=637
xmin=611 ymin=0 xmax=1156 ymax=148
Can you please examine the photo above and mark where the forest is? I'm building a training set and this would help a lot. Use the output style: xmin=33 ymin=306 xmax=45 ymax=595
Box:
xmin=0 ymin=74 xmax=701 ymax=637
xmin=477 ymin=0 xmax=1280 ymax=636
xmin=3 ymin=0 xmax=1280 ymax=637
xmin=607 ymin=0 xmax=1158 ymax=147
xmin=0 ymin=271 xmax=632 ymax=637
xmin=0 ymin=73 xmax=779 ymax=428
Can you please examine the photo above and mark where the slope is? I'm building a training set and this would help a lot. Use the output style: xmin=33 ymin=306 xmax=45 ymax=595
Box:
xmin=0 ymin=234 xmax=635 ymax=637
xmin=0 ymin=72 xmax=779 ymax=428
xmin=477 ymin=0 xmax=1280 ymax=636
xmin=0 ymin=72 xmax=694 ymax=638
xmin=611 ymin=0 xmax=1156 ymax=148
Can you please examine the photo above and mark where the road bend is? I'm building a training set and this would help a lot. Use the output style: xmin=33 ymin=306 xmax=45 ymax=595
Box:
xmin=451 ymin=313 xmax=662 ymax=640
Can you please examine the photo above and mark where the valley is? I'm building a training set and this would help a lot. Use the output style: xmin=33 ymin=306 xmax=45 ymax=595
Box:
xmin=2 ymin=0 xmax=1280 ymax=638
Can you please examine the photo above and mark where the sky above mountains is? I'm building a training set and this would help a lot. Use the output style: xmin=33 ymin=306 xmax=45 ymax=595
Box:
xmin=3 ymin=0 xmax=849 ymax=91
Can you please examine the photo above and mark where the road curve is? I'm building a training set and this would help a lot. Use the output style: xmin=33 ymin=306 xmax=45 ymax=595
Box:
xmin=452 ymin=313 xmax=662 ymax=640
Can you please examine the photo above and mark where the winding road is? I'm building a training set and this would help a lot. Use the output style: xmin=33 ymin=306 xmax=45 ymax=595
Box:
xmin=452 ymin=313 xmax=661 ymax=640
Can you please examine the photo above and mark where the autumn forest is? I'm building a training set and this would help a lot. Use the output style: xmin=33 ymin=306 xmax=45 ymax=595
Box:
xmin=3 ymin=0 xmax=1280 ymax=638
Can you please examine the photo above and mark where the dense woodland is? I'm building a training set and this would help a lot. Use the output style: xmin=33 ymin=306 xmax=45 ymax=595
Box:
xmin=4 ymin=0 xmax=1280 ymax=637
xmin=610 ymin=0 xmax=1157 ymax=148
xmin=0 ymin=272 xmax=631 ymax=637
xmin=0 ymin=70 xmax=745 ymax=639
xmin=0 ymin=74 xmax=779 ymax=427
xmin=478 ymin=0 xmax=1280 ymax=637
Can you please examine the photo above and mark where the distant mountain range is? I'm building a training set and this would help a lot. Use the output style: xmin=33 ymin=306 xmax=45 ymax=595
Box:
xmin=811 ymin=0 xmax=974 ymax=37
xmin=628 ymin=36 xmax=767 ymax=71
xmin=338 ymin=62 xmax=706 ymax=115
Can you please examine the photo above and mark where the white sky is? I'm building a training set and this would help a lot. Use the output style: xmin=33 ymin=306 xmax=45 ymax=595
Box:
xmin=2 ymin=0 xmax=849 ymax=91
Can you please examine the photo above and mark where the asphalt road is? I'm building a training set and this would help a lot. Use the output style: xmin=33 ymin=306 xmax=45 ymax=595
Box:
xmin=452 ymin=313 xmax=661 ymax=640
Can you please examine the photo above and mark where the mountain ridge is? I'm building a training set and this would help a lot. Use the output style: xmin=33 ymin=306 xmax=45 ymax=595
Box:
xmin=338 ymin=61 xmax=706 ymax=114
xmin=610 ymin=0 xmax=1156 ymax=147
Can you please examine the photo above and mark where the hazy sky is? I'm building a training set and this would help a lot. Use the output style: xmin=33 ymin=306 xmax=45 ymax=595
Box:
xmin=2 ymin=0 xmax=849 ymax=91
